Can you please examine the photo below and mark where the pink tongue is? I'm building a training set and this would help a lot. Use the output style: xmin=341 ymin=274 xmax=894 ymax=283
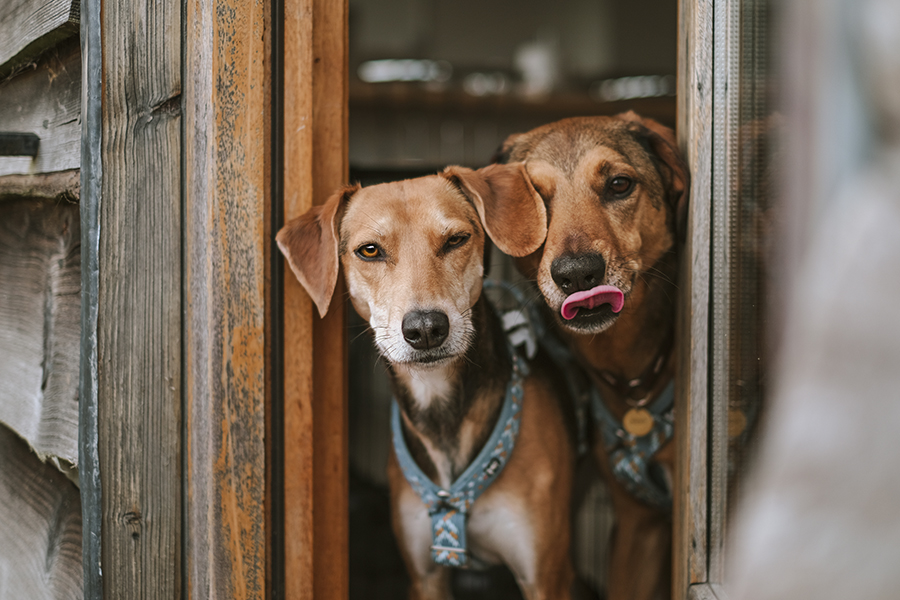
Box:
xmin=561 ymin=285 xmax=625 ymax=320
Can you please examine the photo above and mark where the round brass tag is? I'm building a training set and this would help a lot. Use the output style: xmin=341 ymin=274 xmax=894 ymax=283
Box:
xmin=623 ymin=408 xmax=654 ymax=437
xmin=728 ymin=408 xmax=748 ymax=438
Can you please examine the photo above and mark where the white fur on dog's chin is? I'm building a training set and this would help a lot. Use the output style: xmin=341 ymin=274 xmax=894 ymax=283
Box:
xmin=392 ymin=361 xmax=457 ymax=411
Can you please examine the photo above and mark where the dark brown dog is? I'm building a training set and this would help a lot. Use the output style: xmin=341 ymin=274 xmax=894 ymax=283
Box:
xmin=493 ymin=112 xmax=688 ymax=600
xmin=277 ymin=165 xmax=575 ymax=600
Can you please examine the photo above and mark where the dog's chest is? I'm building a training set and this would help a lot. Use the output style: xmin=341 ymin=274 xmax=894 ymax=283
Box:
xmin=411 ymin=416 xmax=486 ymax=489
xmin=465 ymin=490 xmax=536 ymax=579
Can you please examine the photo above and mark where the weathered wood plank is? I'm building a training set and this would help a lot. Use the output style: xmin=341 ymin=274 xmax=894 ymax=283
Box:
xmin=0 ymin=39 xmax=81 ymax=178
xmin=283 ymin=0 xmax=348 ymax=597
xmin=0 ymin=0 xmax=78 ymax=78
xmin=0 ymin=169 xmax=79 ymax=203
xmin=0 ymin=424 xmax=82 ymax=599
xmin=96 ymin=0 xmax=182 ymax=595
xmin=0 ymin=198 xmax=80 ymax=465
xmin=184 ymin=0 xmax=271 ymax=596
xmin=79 ymin=0 xmax=103 ymax=594
xmin=675 ymin=0 xmax=713 ymax=595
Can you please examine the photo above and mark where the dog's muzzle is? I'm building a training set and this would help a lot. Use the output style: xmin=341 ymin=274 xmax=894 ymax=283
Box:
xmin=550 ymin=252 xmax=607 ymax=295
xmin=401 ymin=310 xmax=449 ymax=350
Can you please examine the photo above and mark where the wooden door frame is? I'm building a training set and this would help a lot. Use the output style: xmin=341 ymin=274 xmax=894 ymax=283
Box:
xmin=281 ymin=1 xmax=349 ymax=599
xmin=80 ymin=0 xmax=284 ymax=595
xmin=77 ymin=0 xmax=758 ymax=595
xmin=675 ymin=0 xmax=770 ymax=598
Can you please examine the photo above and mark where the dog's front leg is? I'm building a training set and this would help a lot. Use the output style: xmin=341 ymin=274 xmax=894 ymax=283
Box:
xmin=388 ymin=452 xmax=455 ymax=600
xmin=469 ymin=488 xmax=574 ymax=600
xmin=606 ymin=483 xmax=671 ymax=600
xmin=407 ymin=568 xmax=453 ymax=600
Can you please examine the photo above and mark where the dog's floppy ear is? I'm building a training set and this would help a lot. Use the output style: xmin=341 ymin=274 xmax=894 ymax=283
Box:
xmin=442 ymin=163 xmax=547 ymax=257
xmin=618 ymin=111 xmax=690 ymax=239
xmin=276 ymin=184 xmax=359 ymax=318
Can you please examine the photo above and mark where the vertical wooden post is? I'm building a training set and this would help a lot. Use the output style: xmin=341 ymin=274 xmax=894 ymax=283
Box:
xmin=283 ymin=0 xmax=349 ymax=598
xmin=675 ymin=0 xmax=714 ymax=596
xmin=93 ymin=0 xmax=183 ymax=595
xmin=183 ymin=0 xmax=271 ymax=596
xmin=79 ymin=0 xmax=103 ymax=595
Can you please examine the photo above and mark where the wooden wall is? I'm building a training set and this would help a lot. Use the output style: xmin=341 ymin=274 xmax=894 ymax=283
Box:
xmin=93 ymin=0 xmax=183 ymax=593
xmin=0 ymin=0 xmax=79 ymax=79
xmin=76 ymin=0 xmax=348 ymax=595
xmin=0 ymin=425 xmax=82 ymax=599
xmin=0 ymin=197 xmax=81 ymax=465
xmin=0 ymin=2 xmax=84 ymax=597
xmin=0 ymin=39 xmax=81 ymax=178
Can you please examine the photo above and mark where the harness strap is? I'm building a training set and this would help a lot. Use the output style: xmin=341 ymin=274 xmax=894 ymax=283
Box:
xmin=486 ymin=280 xmax=676 ymax=509
xmin=591 ymin=380 xmax=675 ymax=509
xmin=391 ymin=347 xmax=528 ymax=568
xmin=484 ymin=280 xmax=592 ymax=455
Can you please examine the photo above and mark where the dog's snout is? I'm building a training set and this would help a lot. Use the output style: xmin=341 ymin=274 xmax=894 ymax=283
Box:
xmin=402 ymin=310 xmax=450 ymax=350
xmin=551 ymin=253 xmax=607 ymax=294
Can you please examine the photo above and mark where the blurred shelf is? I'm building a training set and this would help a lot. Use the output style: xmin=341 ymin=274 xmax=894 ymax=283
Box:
xmin=350 ymin=81 xmax=676 ymax=125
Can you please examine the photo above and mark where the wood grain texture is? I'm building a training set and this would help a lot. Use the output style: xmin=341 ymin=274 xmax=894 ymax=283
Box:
xmin=0 ymin=198 xmax=80 ymax=465
xmin=97 ymin=0 xmax=182 ymax=594
xmin=0 ymin=39 xmax=81 ymax=178
xmin=0 ymin=0 xmax=78 ymax=78
xmin=0 ymin=169 xmax=79 ymax=202
xmin=79 ymin=0 xmax=104 ymax=594
xmin=0 ymin=424 xmax=82 ymax=599
xmin=675 ymin=0 xmax=713 ymax=595
xmin=283 ymin=0 xmax=348 ymax=598
xmin=183 ymin=0 xmax=271 ymax=596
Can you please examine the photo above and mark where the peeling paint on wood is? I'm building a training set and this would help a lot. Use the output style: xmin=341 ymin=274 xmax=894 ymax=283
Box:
xmin=184 ymin=0 xmax=271 ymax=596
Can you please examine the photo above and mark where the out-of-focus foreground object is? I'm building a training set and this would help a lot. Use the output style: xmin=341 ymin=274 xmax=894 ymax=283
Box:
xmin=727 ymin=0 xmax=900 ymax=598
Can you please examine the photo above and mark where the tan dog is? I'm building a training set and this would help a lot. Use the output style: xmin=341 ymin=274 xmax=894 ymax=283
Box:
xmin=277 ymin=165 xmax=575 ymax=600
xmin=493 ymin=113 xmax=688 ymax=600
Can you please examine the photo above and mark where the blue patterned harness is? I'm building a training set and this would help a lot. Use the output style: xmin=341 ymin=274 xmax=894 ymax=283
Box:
xmin=391 ymin=343 xmax=528 ymax=568
xmin=486 ymin=281 xmax=675 ymax=510
xmin=591 ymin=381 xmax=674 ymax=509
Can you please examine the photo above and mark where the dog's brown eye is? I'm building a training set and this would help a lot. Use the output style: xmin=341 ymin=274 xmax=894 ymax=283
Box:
xmin=609 ymin=176 xmax=634 ymax=196
xmin=444 ymin=233 xmax=470 ymax=251
xmin=356 ymin=243 xmax=383 ymax=260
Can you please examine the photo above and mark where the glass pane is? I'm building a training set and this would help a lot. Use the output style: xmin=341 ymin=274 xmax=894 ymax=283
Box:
xmin=710 ymin=0 xmax=776 ymax=573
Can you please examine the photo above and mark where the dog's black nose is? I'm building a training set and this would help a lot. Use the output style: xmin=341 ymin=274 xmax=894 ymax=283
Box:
xmin=402 ymin=310 xmax=450 ymax=350
xmin=551 ymin=253 xmax=607 ymax=294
